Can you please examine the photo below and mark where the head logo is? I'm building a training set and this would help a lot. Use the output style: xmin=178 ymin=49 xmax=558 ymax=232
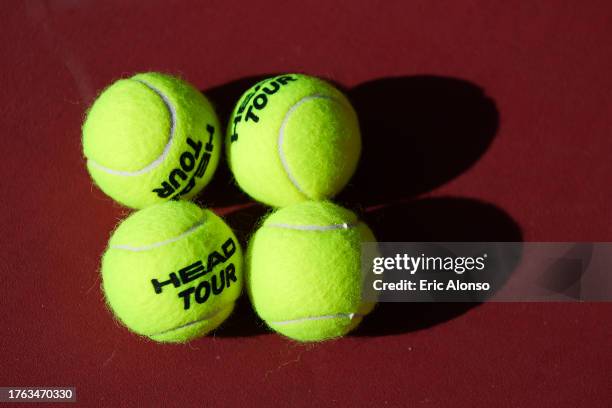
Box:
xmin=229 ymin=75 xmax=298 ymax=142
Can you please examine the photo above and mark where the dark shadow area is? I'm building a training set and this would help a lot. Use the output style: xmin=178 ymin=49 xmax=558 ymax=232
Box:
xmin=537 ymin=243 xmax=594 ymax=300
xmin=353 ymin=197 xmax=522 ymax=336
xmin=193 ymin=154 xmax=250 ymax=208
xmin=223 ymin=203 xmax=270 ymax=250
xmin=340 ymin=76 xmax=499 ymax=204
xmin=363 ymin=197 xmax=521 ymax=242
xmin=213 ymin=295 xmax=268 ymax=337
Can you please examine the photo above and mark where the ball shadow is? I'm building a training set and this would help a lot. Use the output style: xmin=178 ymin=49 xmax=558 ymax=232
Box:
xmin=353 ymin=197 xmax=523 ymax=336
xmin=340 ymin=76 xmax=499 ymax=204
xmin=212 ymin=295 xmax=269 ymax=338
xmin=222 ymin=203 xmax=270 ymax=251
xmin=537 ymin=243 xmax=594 ymax=300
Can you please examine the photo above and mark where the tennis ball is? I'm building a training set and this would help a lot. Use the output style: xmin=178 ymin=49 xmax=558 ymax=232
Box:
xmin=102 ymin=201 xmax=242 ymax=343
xmin=226 ymin=74 xmax=361 ymax=207
xmin=83 ymin=72 xmax=221 ymax=209
xmin=247 ymin=201 xmax=377 ymax=342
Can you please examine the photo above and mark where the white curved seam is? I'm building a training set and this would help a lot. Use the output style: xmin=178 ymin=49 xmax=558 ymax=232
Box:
xmin=277 ymin=94 xmax=336 ymax=196
xmin=266 ymin=221 xmax=360 ymax=231
xmin=87 ymin=78 xmax=177 ymax=177
xmin=149 ymin=306 xmax=229 ymax=337
xmin=270 ymin=313 xmax=364 ymax=326
xmin=110 ymin=218 xmax=205 ymax=252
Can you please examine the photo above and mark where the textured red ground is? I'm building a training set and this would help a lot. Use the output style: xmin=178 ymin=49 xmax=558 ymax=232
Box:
xmin=1 ymin=1 xmax=611 ymax=406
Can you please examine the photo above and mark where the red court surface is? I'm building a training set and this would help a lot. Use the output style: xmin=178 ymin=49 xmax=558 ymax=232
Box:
xmin=1 ymin=1 xmax=611 ymax=406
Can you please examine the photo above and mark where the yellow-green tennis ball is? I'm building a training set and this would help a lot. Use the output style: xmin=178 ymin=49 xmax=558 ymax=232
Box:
xmin=102 ymin=201 xmax=242 ymax=343
xmin=247 ymin=201 xmax=376 ymax=342
xmin=226 ymin=74 xmax=361 ymax=207
xmin=83 ymin=72 xmax=221 ymax=209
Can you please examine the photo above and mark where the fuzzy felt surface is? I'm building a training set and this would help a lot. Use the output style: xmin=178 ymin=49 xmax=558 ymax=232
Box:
xmin=226 ymin=74 xmax=361 ymax=207
xmin=247 ymin=201 xmax=376 ymax=342
xmin=102 ymin=201 xmax=243 ymax=342
xmin=83 ymin=72 xmax=221 ymax=209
